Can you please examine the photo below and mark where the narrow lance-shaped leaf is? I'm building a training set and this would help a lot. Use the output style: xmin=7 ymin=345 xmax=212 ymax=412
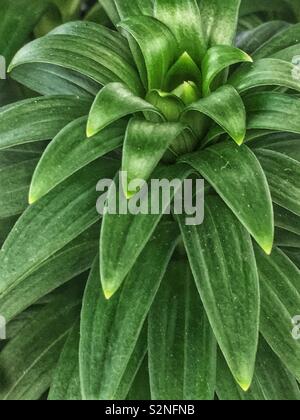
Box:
xmin=122 ymin=118 xmax=190 ymax=198
xmin=99 ymin=0 xmax=120 ymax=25
xmin=236 ymin=21 xmax=289 ymax=55
xmin=48 ymin=321 xmax=82 ymax=401
xmin=9 ymin=30 xmax=143 ymax=95
xmin=80 ymin=220 xmax=179 ymax=400
xmin=229 ymin=58 xmax=300 ymax=94
xmin=255 ymin=149 xmax=300 ymax=217
xmin=245 ymin=92 xmax=300 ymax=138
xmin=274 ymin=203 xmax=300 ymax=236
xmin=180 ymin=141 xmax=274 ymax=254
xmin=217 ymin=338 xmax=300 ymax=400
xmin=0 ymin=158 xmax=118 ymax=296
xmin=114 ymin=0 xmax=153 ymax=19
xmin=148 ymin=261 xmax=216 ymax=400
xmin=202 ymin=45 xmax=252 ymax=96
xmin=0 ymin=226 xmax=98 ymax=323
xmin=11 ymin=63 xmax=100 ymax=98
xmin=154 ymin=0 xmax=206 ymax=65
xmin=0 ymin=158 xmax=38 ymax=218
xmin=0 ymin=283 xmax=83 ymax=400
xmin=200 ymin=0 xmax=241 ymax=47
xmin=253 ymin=23 xmax=300 ymax=60
xmin=100 ymin=163 xmax=191 ymax=298
xmin=0 ymin=0 xmax=51 ymax=63
xmin=86 ymin=82 xmax=162 ymax=138
xmin=181 ymin=85 xmax=246 ymax=145
xmin=118 ymin=16 xmax=177 ymax=90
xmin=163 ymin=52 xmax=202 ymax=92
xmin=30 ymin=116 xmax=126 ymax=203
xmin=0 ymin=96 xmax=91 ymax=150
xmin=177 ymin=195 xmax=260 ymax=391
xmin=255 ymin=245 xmax=300 ymax=381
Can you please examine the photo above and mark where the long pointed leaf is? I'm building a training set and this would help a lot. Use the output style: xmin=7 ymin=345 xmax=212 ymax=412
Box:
xmin=180 ymin=142 xmax=274 ymax=254
xmin=122 ymin=118 xmax=188 ymax=197
xmin=30 ymin=116 xmax=126 ymax=203
xmin=118 ymin=16 xmax=177 ymax=90
xmin=255 ymin=246 xmax=300 ymax=381
xmin=100 ymin=163 xmax=191 ymax=298
xmin=0 ymin=159 xmax=118 ymax=296
xmin=0 ymin=96 xmax=91 ymax=150
xmin=80 ymin=221 xmax=178 ymax=400
xmin=255 ymin=149 xmax=300 ymax=216
xmin=154 ymin=0 xmax=206 ymax=64
xmin=148 ymin=261 xmax=216 ymax=400
xmin=86 ymin=82 xmax=161 ymax=137
xmin=177 ymin=195 xmax=260 ymax=391
xmin=182 ymin=85 xmax=246 ymax=145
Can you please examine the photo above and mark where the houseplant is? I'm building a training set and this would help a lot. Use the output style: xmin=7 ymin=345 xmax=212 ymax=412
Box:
xmin=0 ymin=0 xmax=299 ymax=400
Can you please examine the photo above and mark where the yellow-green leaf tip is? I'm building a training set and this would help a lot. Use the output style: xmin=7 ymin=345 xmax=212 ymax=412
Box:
xmin=103 ymin=288 xmax=115 ymax=300
xmin=239 ymin=381 xmax=251 ymax=392
xmin=86 ymin=124 xmax=96 ymax=138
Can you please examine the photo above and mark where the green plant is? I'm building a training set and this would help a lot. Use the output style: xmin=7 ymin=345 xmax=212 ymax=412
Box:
xmin=0 ymin=0 xmax=300 ymax=400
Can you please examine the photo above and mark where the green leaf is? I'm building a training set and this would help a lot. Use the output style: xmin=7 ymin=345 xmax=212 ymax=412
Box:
xmin=177 ymin=195 xmax=260 ymax=391
xmin=99 ymin=0 xmax=120 ymax=25
xmin=0 ymin=96 xmax=91 ymax=150
xmin=9 ymin=25 xmax=143 ymax=95
xmin=180 ymin=141 xmax=274 ymax=254
xmin=49 ymin=21 xmax=134 ymax=65
xmin=275 ymin=228 xmax=300 ymax=248
xmin=100 ymin=163 xmax=191 ymax=298
xmin=0 ymin=0 xmax=51 ymax=63
xmin=114 ymin=327 xmax=147 ymax=400
xmin=114 ymin=0 xmax=153 ymax=19
xmin=86 ymin=83 xmax=161 ymax=138
xmin=48 ymin=321 xmax=82 ymax=401
xmin=145 ymin=90 xmax=184 ymax=122
xmin=11 ymin=63 xmax=100 ymax=98
xmin=0 ymin=159 xmax=118 ymax=296
xmin=229 ymin=58 xmax=300 ymax=93
xmin=148 ymin=261 xmax=216 ymax=400
xmin=255 ymin=246 xmax=300 ymax=381
xmin=30 ymin=116 xmax=125 ymax=203
xmin=255 ymin=149 xmax=300 ymax=216
xmin=0 ymin=284 xmax=83 ymax=400
xmin=236 ymin=21 xmax=289 ymax=55
xmin=80 ymin=221 xmax=178 ymax=400
xmin=0 ymin=215 xmax=18 ymax=248
xmin=245 ymin=92 xmax=300 ymax=135
xmin=0 ymin=226 xmax=98 ymax=322
xmin=200 ymin=0 xmax=241 ymax=47
xmin=0 ymin=158 xmax=38 ymax=218
xmin=122 ymin=118 xmax=189 ymax=197
xmin=154 ymin=0 xmax=206 ymax=65
xmin=118 ymin=16 xmax=177 ymax=90
xmin=253 ymin=338 xmax=300 ymax=401
xmin=217 ymin=338 xmax=300 ymax=400
xmin=202 ymin=45 xmax=252 ymax=96
xmin=182 ymin=85 xmax=246 ymax=145
xmin=274 ymin=204 xmax=300 ymax=236
xmin=126 ymin=357 xmax=151 ymax=400
xmin=253 ymin=23 xmax=300 ymax=60
xmin=164 ymin=52 xmax=202 ymax=92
